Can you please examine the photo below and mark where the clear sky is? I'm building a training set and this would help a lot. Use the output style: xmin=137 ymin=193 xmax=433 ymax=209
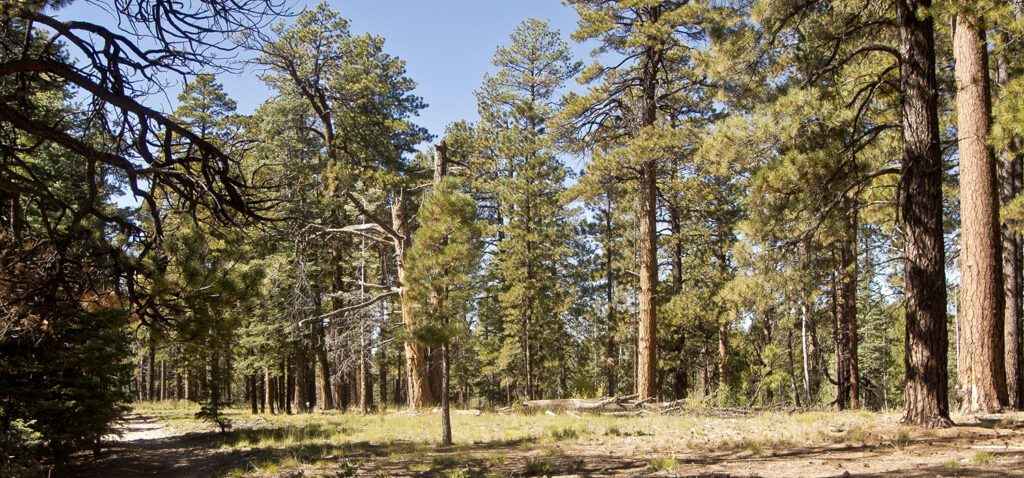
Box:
xmin=56 ymin=1 xmax=591 ymax=145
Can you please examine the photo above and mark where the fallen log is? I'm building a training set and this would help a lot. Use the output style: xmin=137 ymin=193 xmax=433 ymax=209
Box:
xmin=522 ymin=394 xmax=640 ymax=412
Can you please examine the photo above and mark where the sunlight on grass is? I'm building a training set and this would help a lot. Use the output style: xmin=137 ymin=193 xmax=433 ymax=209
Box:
xmin=972 ymin=451 xmax=994 ymax=465
xmin=648 ymin=456 xmax=678 ymax=471
xmin=133 ymin=404 xmax=912 ymax=477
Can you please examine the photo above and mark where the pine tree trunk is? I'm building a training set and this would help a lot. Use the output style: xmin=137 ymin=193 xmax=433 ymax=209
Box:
xmin=524 ymin=313 xmax=534 ymax=400
xmin=394 ymin=197 xmax=436 ymax=409
xmin=359 ymin=322 xmax=373 ymax=413
xmin=954 ymin=9 xmax=1008 ymax=413
xmin=637 ymin=159 xmax=658 ymax=399
xmin=379 ymin=342 xmax=389 ymax=411
xmin=440 ymin=340 xmax=452 ymax=446
xmin=315 ymin=321 xmax=334 ymax=410
xmin=293 ymin=350 xmax=310 ymax=413
xmin=801 ymin=303 xmax=812 ymax=404
xmin=148 ymin=343 xmax=156 ymax=401
xmin=635 ymin=35 xmax=662 ymax=399
xmin=995 ymin=33 xmax=1024 ymax=410
xmin=788 ymin=328 xmax=801 ymax=407
xmin=604 ymin=197 xmax=617 ymax=397
xmin=260 ymin=368 xmax=268 ymax=413
xmin=897 ymin=0 xmax=952 ymax=427
xmin=225 ymin=350 xmax=232 ymax=404
xmin=841 ymin=201 xmax=859 ymax=409
xmin=250 ymin=375 xmax=259 ymax=414
xmin=160 ymin=360 xmax=166 ymax=401
xmin=717 ymin=321 xmax=728 ymax=394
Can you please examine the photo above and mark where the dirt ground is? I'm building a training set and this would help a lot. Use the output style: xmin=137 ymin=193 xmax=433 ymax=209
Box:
xmin=66 ymin=408 xmax=1024 ymax=477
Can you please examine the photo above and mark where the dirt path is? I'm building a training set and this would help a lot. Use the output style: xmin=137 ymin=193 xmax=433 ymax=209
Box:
xmin=66 ymin=415 xmax=252 ymax=478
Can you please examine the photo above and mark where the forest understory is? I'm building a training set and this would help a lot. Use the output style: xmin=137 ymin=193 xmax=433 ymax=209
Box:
xmin=71 ymin=402 xmax=1024 ymax=478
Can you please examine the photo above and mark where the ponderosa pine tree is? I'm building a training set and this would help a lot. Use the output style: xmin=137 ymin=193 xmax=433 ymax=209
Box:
xmin=558 ymin=0 xmax=711 ymax=399
xmin=256 ymin=2 xmax=428 ymax=409
xmin=992 ymin=5 xmax=1024 ymax=409
xmin=952 ymin=0 xmax=1008 ymax=414
xmin=475 ymin=18 xmax=580 ymax=400
xmin=406 ymin=177 xmax=483 ymax=446
xmin=896 ymin=0 xmax=952 ymax=427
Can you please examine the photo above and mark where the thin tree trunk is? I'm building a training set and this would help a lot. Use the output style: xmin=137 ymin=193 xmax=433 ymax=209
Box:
xmin=897 ymin=0 xmax=952 ymax=427
xmin=315 ymin=322 xmax=334 ymax=410
xmin=801 ymin=303 xmax=812 ymax=404
xmin=604 ymin=197 xmax=617 ymax=397
xmin=148 ymin=343 xmax=156 ymax=401
xmin=841 ymin=200 xmax=860 ymax=409
xmin=250 ymin=375 xmax=259 ymax=414
xmin=717 ymin=321 xmax=728 ymax=394
xmin=788 ymin=328 xmax=801 ymax=407
xmin=440 ymin=340 xmax=452 ymax=446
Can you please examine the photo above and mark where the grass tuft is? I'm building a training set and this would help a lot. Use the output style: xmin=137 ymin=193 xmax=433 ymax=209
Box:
xmin=972 ymin=451 xmax=994 ymax=465
xmin=648 ymin=456 xmax=678 ymax=472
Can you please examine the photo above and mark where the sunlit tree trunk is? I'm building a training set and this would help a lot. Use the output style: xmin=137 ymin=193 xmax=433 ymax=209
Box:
xmin=954 ymin=8 xmax=1008 ymax=413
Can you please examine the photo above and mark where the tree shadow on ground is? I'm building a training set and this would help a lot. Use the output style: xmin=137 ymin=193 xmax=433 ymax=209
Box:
xmin=67 ymin=415 xmax=1024 ymax=478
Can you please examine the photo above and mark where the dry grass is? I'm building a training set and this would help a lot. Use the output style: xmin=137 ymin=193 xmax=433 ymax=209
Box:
xmin=120 ymin=403 xmax=1024 ymax=477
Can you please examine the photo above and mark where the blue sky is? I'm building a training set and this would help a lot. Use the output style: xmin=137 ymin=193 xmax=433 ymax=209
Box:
xmin=57 ymin=1 xmax=591 ymax=146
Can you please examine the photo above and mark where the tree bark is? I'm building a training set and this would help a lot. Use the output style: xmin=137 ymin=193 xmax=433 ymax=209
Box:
xmin=314 ymin=321 xmax=334 ymax=410
xmin=841 ymin=200 xmax=859 ymax=409
xmin=717 ymin=321 xmax=728 ymax=394
xmin=293 ymin=349 xmax=311 ymax=413
xmin=954 ymin=9 xmax=1008 ymax=413
xmin=801 ymin=303 xmax=812 ymax=404
xmin=440 ymin=340 xmax=452 ymax=446
xmin=394 ymin=196 xmax=436 ymax=409
xmin=250 ymin=375 xmax=259 ymax=414
xmin=604 ymin=197 xmax=618 ymax=397
xmin=637 ymin=158 xmax=658 ymax=399
xmin=995 ymin=33 xmax=1024 ymax=410
xmin=897 ymin=0 xmax=952 ymax=428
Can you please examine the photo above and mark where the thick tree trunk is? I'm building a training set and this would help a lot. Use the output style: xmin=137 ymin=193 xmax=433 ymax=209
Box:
xmin=394 ymin=197 xmax=437 ymax=409
xmin=897 ymin=0 xmax=952 ymax=428
xmin=954 ymin=10 xmax=1008 ymax=413
xmin=637 ymin=159 xmax=658 ymax=399
xmin=634 ymin=35 xmax=662 ymax=399
xmin=293 ymin=350 xmax=311 ymax=413
xmin=995 ymin=32 xmax=1023 ymax=410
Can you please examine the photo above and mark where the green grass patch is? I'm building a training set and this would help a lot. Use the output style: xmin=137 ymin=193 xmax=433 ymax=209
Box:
xmin=648 ymin=456 xmax=678 ymax=471
xmin=972 ymin=451 xmax=994 ymax=465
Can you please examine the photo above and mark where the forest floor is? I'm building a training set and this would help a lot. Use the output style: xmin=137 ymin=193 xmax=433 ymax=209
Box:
xmin=67 ymin=402 xmax=1024 ymax=477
